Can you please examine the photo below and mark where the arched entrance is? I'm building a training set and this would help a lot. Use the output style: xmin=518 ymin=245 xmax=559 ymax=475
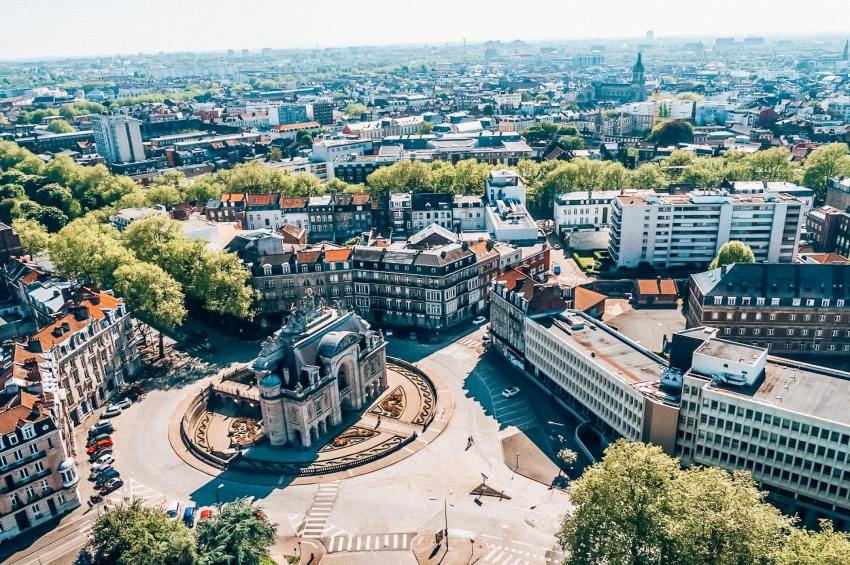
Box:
xmin=337 ymin=361 xmax=355 ymax=409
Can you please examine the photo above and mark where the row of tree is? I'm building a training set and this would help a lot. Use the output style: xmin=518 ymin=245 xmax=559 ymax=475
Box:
xmin=77 ymin=498 xmax=276 ymax=565
xmin=560 ymin=440 xmax=850 ymax=565
xmin=517 ymin=143 xmax=850 ymax=209
xmin=14 ymin=213 xmax=257 ymax=355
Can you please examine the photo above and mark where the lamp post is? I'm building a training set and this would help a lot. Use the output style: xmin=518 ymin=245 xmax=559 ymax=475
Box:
xmin=444 ymin=498 xmax=449 ymax=551
xmin=215 ymin=483 xmax=224 ymax=506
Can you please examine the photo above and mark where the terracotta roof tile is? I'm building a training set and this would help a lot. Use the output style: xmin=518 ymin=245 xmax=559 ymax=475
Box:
xmin=323 ymin=249 xmax=352 ymax=262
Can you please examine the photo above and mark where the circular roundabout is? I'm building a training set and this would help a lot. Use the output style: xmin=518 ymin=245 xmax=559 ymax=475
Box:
xmin=169 ymin=358 xmax=453 ymax=485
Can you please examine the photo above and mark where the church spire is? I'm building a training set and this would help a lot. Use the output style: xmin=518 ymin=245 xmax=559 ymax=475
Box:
xmin=843 ymin=39 xmax=849 ymax=61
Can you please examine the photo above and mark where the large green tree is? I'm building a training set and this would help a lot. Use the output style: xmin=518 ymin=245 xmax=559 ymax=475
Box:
xmin=46 ymin=119 xmax=74 ymax=133
xmin=114 ymin=262 xmax=187 ymax=358
xmin=748 ymin=147 xmax=796 ymax=182
xmin=802 ymin=143 xmax=850 ymax=201
xmin=558 ymin=440 xmax=680 ymax=565
xmin=48 ymin=218 xmax=133 ymax=288
xmin=779 ymin=520 xmax=850 ymax=565
xmin=80 ymin=500 xmax=197 ymax=565
xmin=647 ymin=119 xmax=694 ymax=147
xmin=196 ymin=498 xmax=276 ymax=565
xmin=344 ymin=103 xmax=368 ymax=117
xmin=11 ymin=217 xmax=50 ymax=256
xmin=709 ymin=240 xmax=756 ymax=270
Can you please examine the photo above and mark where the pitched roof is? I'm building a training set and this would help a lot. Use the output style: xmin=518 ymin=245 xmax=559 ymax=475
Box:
xmin=574 ymin=286 xmax=607 ymax=312
xmin=636 ymin=279 xmax=678 ymax=296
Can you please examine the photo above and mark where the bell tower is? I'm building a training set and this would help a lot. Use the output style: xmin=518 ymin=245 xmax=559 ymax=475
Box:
xmin=631 ymin=53 xmax=646 ymax=102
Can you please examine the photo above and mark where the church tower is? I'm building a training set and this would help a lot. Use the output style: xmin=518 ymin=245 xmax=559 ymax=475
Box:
xmin=631 ymin=53 xmax=646 ymax=102
xmin=843 ymin=39 xmax=848 ymax=61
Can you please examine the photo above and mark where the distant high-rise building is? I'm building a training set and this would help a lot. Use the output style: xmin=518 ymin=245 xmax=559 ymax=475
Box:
xmin=91 ymin=114 xmax=145 ymax=164
xmin=843 ymin=39 xmax=848 ymax=61
xmin=646 ymin=30 xmax=654 ymax=40
xmin=242 ymin=49 xmax=249 ymax=57
xmin=227 ymin=49 xmax=234 ymax=58
xmin=311 ymin=101 xmax=334 ymax=126
xmin=261 ymin=48 xmax=272 ymax=57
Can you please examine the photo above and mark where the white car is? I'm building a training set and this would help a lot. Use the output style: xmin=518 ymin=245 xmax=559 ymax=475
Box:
xmin=472 ymin=316 xmax=487 ymax=325
xmin=101 ymin=406 xmax=122 ymax=418
xmin=166 ymin=500 xmax=182 ymax=521
xmin=91 ymin=454 xmax=116 ymax=472
xmin=502 ymin=387 xmax=520 ymax=398
xmin=112 ymin=398 xmax=132 ymax=410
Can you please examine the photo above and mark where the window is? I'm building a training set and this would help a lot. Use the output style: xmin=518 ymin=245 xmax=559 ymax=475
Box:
xmin=806 ymin=299 xmax=815 ymax=307
xmin=714 ymin=296 xmax=723 ymax=305
xmin=822 ymin=299 xmax=831 ymax=307
xmin=838 ymin=299 xmax=845 ymax=307
xmin=727 ymin=297 xmax=736 ymax=306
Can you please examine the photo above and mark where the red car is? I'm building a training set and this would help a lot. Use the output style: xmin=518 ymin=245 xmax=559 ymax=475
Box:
xmin=86 ymin=438 xmax=113 ymax=454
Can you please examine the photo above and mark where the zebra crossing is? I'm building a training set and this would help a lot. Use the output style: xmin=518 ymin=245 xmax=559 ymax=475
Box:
xmin=480 ymin=543 xmax=564 ymax=564
xmin=180 ymin=334 xmax=231 ymax=355
xmin=459 ymin=337 xmax=481 ymax=349
xmin=323 ymin=532 xmax=415 ymax=553
xmin=105 ymin=477 xmax=166 ymax=507
xmin=298 ymin=480 xmax=341 ymax=538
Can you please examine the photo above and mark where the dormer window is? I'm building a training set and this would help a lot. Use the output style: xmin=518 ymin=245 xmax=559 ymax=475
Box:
xmin=806 ymin=299 xmax=815 ymax=307
xmin=7 ymin=434 xmax=18 ymax=446
xmin=792 ymin=298 xmax=801 ymax=306
xmin=21 ymin=425 xmax=35 ymax=441
xmin=262 ymin=264 xmax=272 ymax=276
xmin=282 ymin=264 xmax=290 ymax=274
xmin=727 ymin=297 xmax=736 ymax=306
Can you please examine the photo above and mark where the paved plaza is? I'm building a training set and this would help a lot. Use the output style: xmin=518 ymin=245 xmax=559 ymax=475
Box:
xmin=6 ymin=324 xmax=580 ymax=565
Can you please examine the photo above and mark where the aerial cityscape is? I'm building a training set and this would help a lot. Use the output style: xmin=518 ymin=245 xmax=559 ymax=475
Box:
xmin=3 ymin=2 xmax=850 ymax=564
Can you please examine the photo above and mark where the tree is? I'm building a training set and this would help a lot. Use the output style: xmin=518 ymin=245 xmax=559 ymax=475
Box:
xmin=196 ymin=498 xmax=276 ymax=565
xmin=557 ymin=448 xmax=577 ymax=466
xmin=708 ymin=240 xmax=755 ymax=270
xmin=749 ymin=147 xmax=795 ymax=182
xmin=295 ymin=129 xmax=313 ymax=148
xmin=417 ymin=121 xmax=434 ymax=135
xmin=114 ymin=262 xmax=187 ymax=358
xmin=81 ymin=500 xmax=197 ymax=565
xmin=366 ymin=160 xmax=433 ymax=200
xmin=192 ymin=249 xmax=258 ymax=320
xmin=779 ymin=520 xmax=850 ymax=565
xmin=521 ymin=123 xmax=560 ymax=145
xmin=11 ymin=217 xmax=50 ymax=256
xmin=535 ymin=93 xmax=550 ymax=102
xmin=146 ymin=184 xmax=183 ymax=207
xmin=631 ymin=164 xmax=668 ymax=189
xmin=266 ymin=147 xmax=283 ymax=162
xmin=345 ymin=103 xmax=368 ymax=117
xmin=48 ymin=218 xmax=133 ymax=288
xmin=558 ymin=440 xmax=680 ymax=565
xmin=802 ymin=143 xmax=850 ymax=201
xmin=558 ymin=135 xmax=585 ymax=150
xmin=482 ymin=104 xmax=495 ymax=116
xmin=34 ymin=183 xmax=81 ymax=218
xmin=46 ymin=119 xmax=74 ymax=133
xmin=182 ymin=174 xmax=226 ymax=204
xmin=59 ymin=101 xmax=107 ymax=119
xmin=647 ymin=119 xmax=694 ymax=147
xmin=25 ymin=205 xmax=68 ymax=233
xmin=122 ymin=214 xmax=204 ymax=289
xmin=667 ymin=466 xmax=790 ymax=565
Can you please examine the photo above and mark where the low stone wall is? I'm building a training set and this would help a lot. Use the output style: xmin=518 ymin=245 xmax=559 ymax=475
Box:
xmin=180 ymin=386 xmax=231 ymax=471
xmin=386 ymin=357 xmax=438 ymax=428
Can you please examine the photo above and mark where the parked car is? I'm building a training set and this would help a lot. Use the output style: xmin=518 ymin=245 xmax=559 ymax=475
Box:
xmin=197 ymin=508 xmax=215 ymax=527
xmin=482 ymin=333 xmax=491 ymax=342
xmin=86 ymin=433 xmax=111 ymax=448
xmin=112 ymin=398 xmax=132 ymax=410
xmin=472 ymin=316 xmax=487 ymax=325
xmin=502 ymin=387 xmax=521 ymax=398
xmin=88 ymin=421 xmax=113 ymax=438
xmin=182 ymin=506 xmax=197 ymax=527
xmin=553 ymin=244 xmax=562 ymax=250
xmin=89 ymin=447 xmax=112 ymax=461
xmin=553 ymin=265 xmax=561 ymax=275
xmin=121 ymin=385 xmax=145 ymax=402
xmin=86 ymin=438 xmax=113 ymax=454
xmin=99 ymin=478 xmax=124 ymax=494
xmin=95 ymin=469 xmax=121 ymax=488
xmin=91 ymin=454 xmax=116 ymax=472
xmin=89 ymin=466 xmax=113 ymax=481
xmin=166 ymin=501 xmax=182 ymax=521
xmin=101 ymin=406 xmax=122 ymax=418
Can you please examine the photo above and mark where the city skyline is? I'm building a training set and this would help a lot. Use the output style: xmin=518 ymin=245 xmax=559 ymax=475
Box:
xmin=3 ymin=0 xmax=850 ymax=61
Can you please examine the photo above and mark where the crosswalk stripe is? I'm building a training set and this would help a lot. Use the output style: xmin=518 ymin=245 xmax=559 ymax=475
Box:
xmin=492 ymin=552 xmax=505 ymax=564
xmin=393 ymin=534 xmax=398 ymax=549
xmin=357 ymin=537 xmax=362 ymax=551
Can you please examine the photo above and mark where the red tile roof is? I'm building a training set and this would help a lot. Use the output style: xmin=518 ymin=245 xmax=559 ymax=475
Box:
xmin=323 ymin=249 xmax=352 ymax=262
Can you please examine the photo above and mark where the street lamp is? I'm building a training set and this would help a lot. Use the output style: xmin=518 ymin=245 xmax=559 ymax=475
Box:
xmin=215 ymin=483 xmax=224 ymax=506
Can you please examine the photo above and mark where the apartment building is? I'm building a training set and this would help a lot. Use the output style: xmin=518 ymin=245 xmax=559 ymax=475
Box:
xmin=411 ymin=193 xmax=454 ymax=233
xmin=306 ymin=194 xmax=372 ymax=244
xmin=91 ymin=114 xmax=145 ymax=165
xmin=825 ymin=177 xmax=850 ymax=212
xmin=554 ymin=190 xmax=620 ymax=236
xmin=609 ymin=189 xmax=805 ymax=269
xmin=351 ymin=224 xmax=483 ymax=331
xmin=806 ymin=205 xmax=850 ymax=257
xmin=686 ymin=263 xmax=850 ymax=357
xmin=226 ymin=231 xmax=353 ymax=326
xmin=0 ymin=387 xmax=80 ymax=542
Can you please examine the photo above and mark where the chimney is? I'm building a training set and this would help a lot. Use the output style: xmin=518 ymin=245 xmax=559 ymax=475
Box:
xmin=61 ymin=322 xmax=71 ymax=332
xmin=27 ymin=338 xmax=43 ymax=353
xmin=74 ymin=306 xmax=90 ymax=321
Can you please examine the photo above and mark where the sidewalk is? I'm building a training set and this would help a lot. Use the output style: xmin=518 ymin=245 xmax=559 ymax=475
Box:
xmin=411 ymin=532 xmax=486 ymax=565
xmin=270 ymin=535 xmax=326 ymax=565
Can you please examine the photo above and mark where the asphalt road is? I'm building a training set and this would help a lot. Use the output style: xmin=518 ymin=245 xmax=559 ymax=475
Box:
xmin=3 ymin=325 xmax=575 ymax=565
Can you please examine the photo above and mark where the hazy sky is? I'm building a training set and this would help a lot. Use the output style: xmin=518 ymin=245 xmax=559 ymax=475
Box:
xmin=3 ymin=0 xmax=850 ymax=60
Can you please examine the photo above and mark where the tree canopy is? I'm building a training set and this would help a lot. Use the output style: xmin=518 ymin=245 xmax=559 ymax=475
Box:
xmin=802 ymin=143 xmax=850 ymax=201
xmin=46 ymin=119 xmax=74 ymax=133
xmin=709 ymin=240 xmax=756 ymax=270
xmin=559 ymin=440 xmax=797 ymax=565
xmin=647 ymin=119 xmax=694 ymax=146
xmin=344 ymin=103 xmax=368 ymax=117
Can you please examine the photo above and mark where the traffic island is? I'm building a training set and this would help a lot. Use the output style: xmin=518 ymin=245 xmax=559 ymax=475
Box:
xmin=411 ymin=532 xmax=486 ymax=565
xmin=170 ymin=360 xmax=454 ymax=485
xmin=499 ymin=427 xmax=563 ymax=486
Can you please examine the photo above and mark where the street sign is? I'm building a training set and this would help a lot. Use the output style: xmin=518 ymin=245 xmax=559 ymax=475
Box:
xmin=435 ymin=529 xmax=444 ymax=544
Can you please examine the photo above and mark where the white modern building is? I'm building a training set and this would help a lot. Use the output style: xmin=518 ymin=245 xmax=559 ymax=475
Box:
xmin=609 ymin=189 xmax=805 ymax=269
xmin=486 ymin=170 xmax=528 ymax=208
xmin=484 ymin=171 xmax=538 ymax=243
xmin=91 ymin=114 xmax=145 ymax=164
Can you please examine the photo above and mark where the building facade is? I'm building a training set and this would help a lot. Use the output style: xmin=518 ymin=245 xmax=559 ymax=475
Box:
xmin=687 ymin=263 xmax=850 ymax=357
xmin=610 ymin=189 xmax=805 ymax=269
xmin=91 ymin=114 xmax=145 ymax=165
